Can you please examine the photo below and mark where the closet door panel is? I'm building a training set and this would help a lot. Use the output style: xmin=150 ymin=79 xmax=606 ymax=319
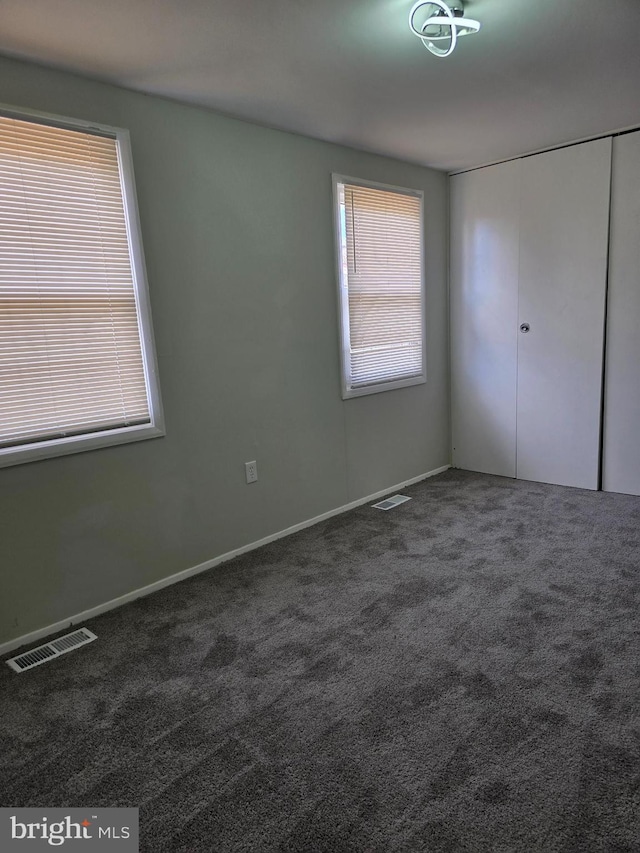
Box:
xmin=603 ymin=132 xmax=640 ymax=495
xmin=450 ymin=161 xmax=519 ymax=477
xmin=516 ymin=138 xmax=612 ymax=490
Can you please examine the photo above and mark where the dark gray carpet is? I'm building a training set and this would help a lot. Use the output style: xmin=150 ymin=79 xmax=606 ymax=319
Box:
xmin=2 ymin=469 xmax=640 ymax=852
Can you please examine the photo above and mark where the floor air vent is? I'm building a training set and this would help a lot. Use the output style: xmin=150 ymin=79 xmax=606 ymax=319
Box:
xmin=6 ymin=628 xmax=97 ymax=673
xmin=372 ymin=494 xmax=412 ymax=511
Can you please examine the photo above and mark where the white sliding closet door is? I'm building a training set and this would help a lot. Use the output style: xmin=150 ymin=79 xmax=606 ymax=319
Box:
xmin=450 ymin=161 xmax=520 ymax=477
xmin=603 ymin=132 xmax=640 ymax=495
xmin=516 ymin=138 xmax=612 ymax=490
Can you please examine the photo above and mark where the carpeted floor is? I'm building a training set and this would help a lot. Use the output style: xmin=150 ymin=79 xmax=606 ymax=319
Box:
xmin=2 ymin=469 xmax=640 ymax=852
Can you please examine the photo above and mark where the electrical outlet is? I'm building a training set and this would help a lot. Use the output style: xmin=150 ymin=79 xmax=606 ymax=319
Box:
xmin=245 ymin=460 xmax=258 ymax=484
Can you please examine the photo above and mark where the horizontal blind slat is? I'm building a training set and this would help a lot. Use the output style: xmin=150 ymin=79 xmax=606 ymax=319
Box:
xmin=340 ymin=181 xmax=424 ymax=389
xmin=0 ymin=113 xmax=151 ymax=450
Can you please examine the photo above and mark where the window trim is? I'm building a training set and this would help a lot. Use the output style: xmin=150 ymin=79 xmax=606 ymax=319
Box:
xmin=0 ymin=104 xmax=165 ymax=468
xmin=331 ymin=174 xmax=427 ymax=400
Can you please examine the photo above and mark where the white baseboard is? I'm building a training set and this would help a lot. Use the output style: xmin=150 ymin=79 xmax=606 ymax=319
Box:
xmin=1 ymin=464 xmax=450 ymax=658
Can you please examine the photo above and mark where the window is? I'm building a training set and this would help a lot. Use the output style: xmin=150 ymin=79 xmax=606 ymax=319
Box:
xmin=0 ymin=108 xmax=163 ymax=467
xmin=333 ymin=175 xmax=426 ymax=399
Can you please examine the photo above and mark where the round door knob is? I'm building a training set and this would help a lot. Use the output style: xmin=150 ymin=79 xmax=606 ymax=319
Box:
xmin=520 ymin=323 xmax=530 ymax=333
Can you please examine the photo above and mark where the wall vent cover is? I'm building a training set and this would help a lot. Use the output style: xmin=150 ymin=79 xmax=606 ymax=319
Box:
xmin=6 ymin=628 xmax=97 ymax=673
xmin=372 ymin=494 xmax=412 ymax=511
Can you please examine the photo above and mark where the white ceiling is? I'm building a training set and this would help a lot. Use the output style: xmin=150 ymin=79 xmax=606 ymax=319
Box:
xmin=0 ymin=0 xmax=640 ymax=172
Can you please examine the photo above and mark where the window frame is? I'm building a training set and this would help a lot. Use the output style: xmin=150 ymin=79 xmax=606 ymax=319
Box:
xmin=0 ymin=104 xmax=165 ymax=468
xmin=332 ymin=173 xmax=427 ymax=400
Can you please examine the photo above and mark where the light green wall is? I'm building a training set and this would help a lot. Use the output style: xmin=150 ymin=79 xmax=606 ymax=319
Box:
xmin=0 ymin=56 xmax=449 ymax=647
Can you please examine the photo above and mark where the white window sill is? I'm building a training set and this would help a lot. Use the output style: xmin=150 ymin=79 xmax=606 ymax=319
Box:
xmin=342 ymin=373 xmax=427 ymax=400
xmin=0 ymin=422 xmax=165 ymax=468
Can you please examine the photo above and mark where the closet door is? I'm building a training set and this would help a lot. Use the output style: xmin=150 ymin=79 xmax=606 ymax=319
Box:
xmin=450 ymin=161 xmax=520 ymax=477
xmin=603 ymin=132 xmax=640 ymax=495
xmin=516 ymin=138 xmax=612 ymax=490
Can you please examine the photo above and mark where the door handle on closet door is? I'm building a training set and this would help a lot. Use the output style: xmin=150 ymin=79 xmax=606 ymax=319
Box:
xmin=520 ymin=323 xmax=530 ymax=333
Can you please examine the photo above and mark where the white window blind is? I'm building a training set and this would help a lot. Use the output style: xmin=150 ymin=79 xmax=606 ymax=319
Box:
xmin=0 ymin=112 xmax=160 ymax=462
xmin=334 ymin=177 xmax=425 ymax=398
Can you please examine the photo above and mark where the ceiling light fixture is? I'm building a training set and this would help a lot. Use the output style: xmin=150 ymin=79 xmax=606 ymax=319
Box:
xmin=409 ymin=0 xmax=481 ymax=58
